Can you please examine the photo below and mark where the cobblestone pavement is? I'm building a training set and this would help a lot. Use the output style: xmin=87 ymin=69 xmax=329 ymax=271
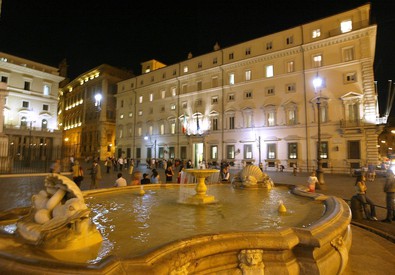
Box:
xmin=0 ymin=163 xmax=394 ymax=273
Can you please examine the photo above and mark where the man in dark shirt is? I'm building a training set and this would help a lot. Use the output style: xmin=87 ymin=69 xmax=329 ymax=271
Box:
xmin=141 ymin=173 xmax=151 ymax=184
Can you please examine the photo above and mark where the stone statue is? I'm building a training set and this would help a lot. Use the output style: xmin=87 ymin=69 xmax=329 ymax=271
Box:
xmin=231 ymin=164 xmax=274 ymax=189
xmin=16 ymin=174 xmax=102 ymax=250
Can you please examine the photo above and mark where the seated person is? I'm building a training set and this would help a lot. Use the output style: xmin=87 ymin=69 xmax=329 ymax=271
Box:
xmin=114 ymin=172 xmax=127 ymax=187
xmin=221 ymin=167 xmax=230 ymax=182
xmin=141 ymin=173 xmax=151 ymax=184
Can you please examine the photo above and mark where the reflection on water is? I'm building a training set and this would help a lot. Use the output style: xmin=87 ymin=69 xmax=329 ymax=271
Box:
xmin=86 ymin=185 xmax=325 ymax=262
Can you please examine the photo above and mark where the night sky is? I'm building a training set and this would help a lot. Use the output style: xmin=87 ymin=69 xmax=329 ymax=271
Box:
xmin=1 ymin=0 xmax=394 ymax=116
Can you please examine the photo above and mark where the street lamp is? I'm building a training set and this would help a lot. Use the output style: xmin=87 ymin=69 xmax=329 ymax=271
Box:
xmin=94 ymin=93 xmax=102 ymax=111
xmin=313 ymin=76 xmax=325 ymax=188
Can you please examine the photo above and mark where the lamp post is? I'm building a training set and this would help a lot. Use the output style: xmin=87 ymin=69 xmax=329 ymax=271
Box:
xmin=313 ymin=76 xmax=325 ymax=188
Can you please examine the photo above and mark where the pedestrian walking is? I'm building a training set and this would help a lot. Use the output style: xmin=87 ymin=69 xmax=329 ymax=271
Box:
xmin=381 ymin=170 xmax=395 ymax=223
xmin=88 ymin=160 xmax=102 ymax=189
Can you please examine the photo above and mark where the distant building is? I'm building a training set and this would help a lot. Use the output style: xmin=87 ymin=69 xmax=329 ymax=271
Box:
xmin=59 ymin=64 xmax=133 ymax=161
xmin=116 ymin=3 xmax=384 ymax=173
xmin=0 ymin=52 xmax=64 ymax=172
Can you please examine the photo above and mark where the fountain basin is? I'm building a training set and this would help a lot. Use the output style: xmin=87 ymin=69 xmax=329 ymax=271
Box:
xmin=0 ymin=184 xmax=352 ymax=274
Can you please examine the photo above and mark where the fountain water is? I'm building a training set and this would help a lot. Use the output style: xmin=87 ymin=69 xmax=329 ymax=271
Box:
xmin=0 ymin=168 xmax=352 ymax=274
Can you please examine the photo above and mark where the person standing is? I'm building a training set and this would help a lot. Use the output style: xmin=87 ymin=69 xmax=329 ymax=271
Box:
xmin=165 ymin=164 xmax=174 ymax=183
xmin=381 ymin=170 xmax=395 ymax=223
xmin=355 ymin=174 xmax=377 ymax=221
xmin=89 ymin=160 xmax=102 ymax=189
xmin=292 ymin=163 xmax=297 ymax=176
xmin=105 ymin=157 xmax=112 ymax=173
xmin=151 ymin=169 xmax=160 ymax=183
xmin=114 ymin=172 xmax=127 ymax=187
xmin=306 ymin=171 xmax=319 ymax=192
xmin=72 ymin=160 xmax=84 ymax=188
xmin=128 ymin=159 xmax=134 ymax=180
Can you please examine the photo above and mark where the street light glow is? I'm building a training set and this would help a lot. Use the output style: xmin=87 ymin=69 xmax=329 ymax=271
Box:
xmin=313 ymin=77 xmax=322 ymax=90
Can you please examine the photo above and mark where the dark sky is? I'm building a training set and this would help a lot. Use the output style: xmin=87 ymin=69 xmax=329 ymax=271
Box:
xmin=1 ymin=0 xmax=395 ymax=115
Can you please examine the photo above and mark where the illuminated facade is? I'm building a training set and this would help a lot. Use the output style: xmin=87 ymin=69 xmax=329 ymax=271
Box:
xmin=59 ymin=65 xmax=133 ymax=161
xmin=116 ymin=4 xmax=383 ymax=172
xmin=0 ymin=52 xmax=64 ymax=170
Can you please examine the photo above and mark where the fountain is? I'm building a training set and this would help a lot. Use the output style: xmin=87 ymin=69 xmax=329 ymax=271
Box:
xmin=181 ymin=168 xmax=219 ymax=204
xmin=0 ymin=167 xmax=352 ymax=274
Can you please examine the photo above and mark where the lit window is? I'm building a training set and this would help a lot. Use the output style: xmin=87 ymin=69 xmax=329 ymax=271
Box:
xmin=287 ymin=61 xmax=294 ymax=73
xmin=160 ymin=124 xmax=165 ymax=135
xmin=120 ymin=114 xmax=124 ymax=119
xmin=343 ymin=47 xmax=354 ymax=62
xmin=128 ymin=112 xmax=133 ymax=117
xmin=288 ymin=143 xmax=298 ymax=159
xmin=244 ymin=144 xmax=253 ymax=159
xmin=211 ymin=145 xmax=218 ymax=159
xmin=229 ymin=73 xmax=235 ymax=85
xmin=139 ymin=96 xmax=143 ymax=103
xmin=43 ymin=84 xmax=50 ymax=95
xmin=267 ymin=143 xmax=276 ymax=159
xmin=312 ymin=29 xmax=321 ymax=38
xmin=341 ymin=20 xmax=352 ymax=33
xmin=149 ymin=126 xmax=153 ymax=135
xmin=138 ymin=127 xmax=142 ymax=136
xmin=170 ymin=103 xmax=176 ymax=110
xmin=226 ymin=145 xmax=235 ymax=159
xmin=266 ymin=65 xmax=273 ymax=77
xmin=183 ymin=66 xmax=188 ymax=73
xmin=171 ymin=123 xmax=176 ymax=134
xmin=287 ymin=109 xmax=297 ymax=125
xmin=138 ymin=110 xmax=143 ymax=116
xmin=245 ymin=70 xmax=251 ymax=81
xmin=161 ymin=90 xmax=166 ymax=98
xmin=313 ymin=55 xmax=322 ymax=67
xmin=150 ymin=93 xmax=153 ymax=101
xmin=171 ymin=87 xmax=176 ymax=96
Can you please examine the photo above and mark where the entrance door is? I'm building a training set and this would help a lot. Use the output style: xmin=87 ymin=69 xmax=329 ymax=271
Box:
xmin=193 ymin=143 xmax=204 ymax=168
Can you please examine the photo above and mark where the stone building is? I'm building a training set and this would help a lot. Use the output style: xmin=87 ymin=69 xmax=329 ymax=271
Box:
xmin=116 ymin=3 xmax=383 ymax=173
xmin=59 ymin=65 xmax=133 ymax=161
xmin=0 ymin=52 xmax=65 ymax=172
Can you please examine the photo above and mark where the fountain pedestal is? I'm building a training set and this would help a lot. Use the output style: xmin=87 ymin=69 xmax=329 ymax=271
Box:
xmin=184 ymin=169 xmax=219 ymax=204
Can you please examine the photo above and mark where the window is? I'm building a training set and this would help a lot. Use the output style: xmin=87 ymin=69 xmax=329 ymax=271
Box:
xmin=195 ymin=99 xmax=202 ymax=106
xmin=244 ymin=144 xmax=253 ymax=159
xmin=245 ymin=48 xmax=251 ymax=55
xmin=287 ymin=109 xmax=297 ymax=125
xmin=160 ymin=106 xmax=165 ymax=112
xmin=288 ymin=143 xmax=298 ymax=159
xmin=139 ymin=96 xmax=143 ymax=103
xmin=24 ymin=81 xmax=31 ymax=90
xmin=266 ymin=111 xmax=276 ymax=126
xmin=319 ymin=103 xmax=328 ymax=123
xmin=229 ymin=73 xmax=235 ymax=85
xmin=183 ymin=66 xmax=188 ymax=73
xmin=119 ymin=114 xmax=124 ymax=119
xmin=211 ymin=145 xmax=218 ymax=159
xmin=343 ymin=47 xmax=354 ymax=62
xmin=312 ymin=29 xmax=321 ymax=38
xmin=160 ymin=124 xmax=165 ymax=135
xmin=211 ymin=96 xmax=218 ymax=104
xmin=182 ymin=101 xmax=187 ymax=109
xmin=21 ymin=116 xmax=27 ymax=127
xmin=286 ymin=83 xmax=296 ymax=93
xmin=267 ymin=144 xmax=276 ymax=159
xmin=344 ymin=72 xmax=357 ymax=83
xmin=286 ymin=36 xmax=293 ymax=45
xmin=171 ymin=122 xmax=176 ymax=134
xmin=228 ymin=94 xmax=235 ymax=101
xmin=348 ymin=141 xmax=360 ymax=159
xmin=229 ymin=116 xmax=235 ymax=129
xmin=128 ymin=112 xmax=133 ymax=117
xmin=149 ymin=125 xmax=153 ymax=135
xmin=212 ymin=77 xmax=218 ymax=87
xmin=226 ymin=145 xmax=235 ymax=159
xmin=147 ymin=147 xmax=152 ymax=159
xmin=22 ymin=101 xmax=29 ymax=108
xmin=43 ymin=104 xmax=49 ymax=111
xmin=182 ymin=84 xmax=188 ymax=93
xmin=348 ymin=102 xmax=359 ymax=122
xmin=170 ymin=103 xmax=176 ymax=110
xmin=161 ymin=90 xmax=166 ymax=98
xmin=313 ymin=54 xmax=322 ymax=67
xmin=197 ymin=81 xmax=202 ymax=91
xmin=136 ymin=148 xmax=141 ymax=159
xmin=43 ymin=84 xmax=50 ymax=95
xmin=341 ymin=20 xmax=352 ymax=33
xmin=244 ymin=91 xmax=253 ymax=99
xmin=149 ymin=93 xmax=153 ymax=101
xmin=171 ymin=87 xmax=177 ymax=96
xmin=213 ymin=57 xmax=218 ymax=64
xmin=169 ymin=147 xmax=175 ymax=159
xmin=1 ymin=76 xmax=8 ymax=83
xmin=138 ymin=110 xmax=143 ymax=116
xmin=286 ymin=61 xmax=294 ymax=73
xmin=245 ymin=70 xmax=251 ymax=81
xmin=265 ymin=65 xmax=273 ymax=77
xmin=265 ymin=87 xmax=275 ymax=96
xmin=266 ymin=41 xmax=272 ymax=50
xmin=318 ymin=141 xmax=329 ymax=159
xmin=198 ymin=61 xmax=202 ymax=69
xmin=159 ymin=147 xmax=164 ymax=158
xmin=229 ymin=53 xmax=234 ymax=60
xmin=212 ymin=118 xmax=218 ymax=131
xmin=41 ymin=119 xmax=48 ymax=130
xmin=120 ymin=100 xmax=124 ymax=108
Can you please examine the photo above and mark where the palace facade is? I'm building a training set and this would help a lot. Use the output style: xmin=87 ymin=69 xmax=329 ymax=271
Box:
xmin=116 ymin=4 xmax=383 ymax=172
